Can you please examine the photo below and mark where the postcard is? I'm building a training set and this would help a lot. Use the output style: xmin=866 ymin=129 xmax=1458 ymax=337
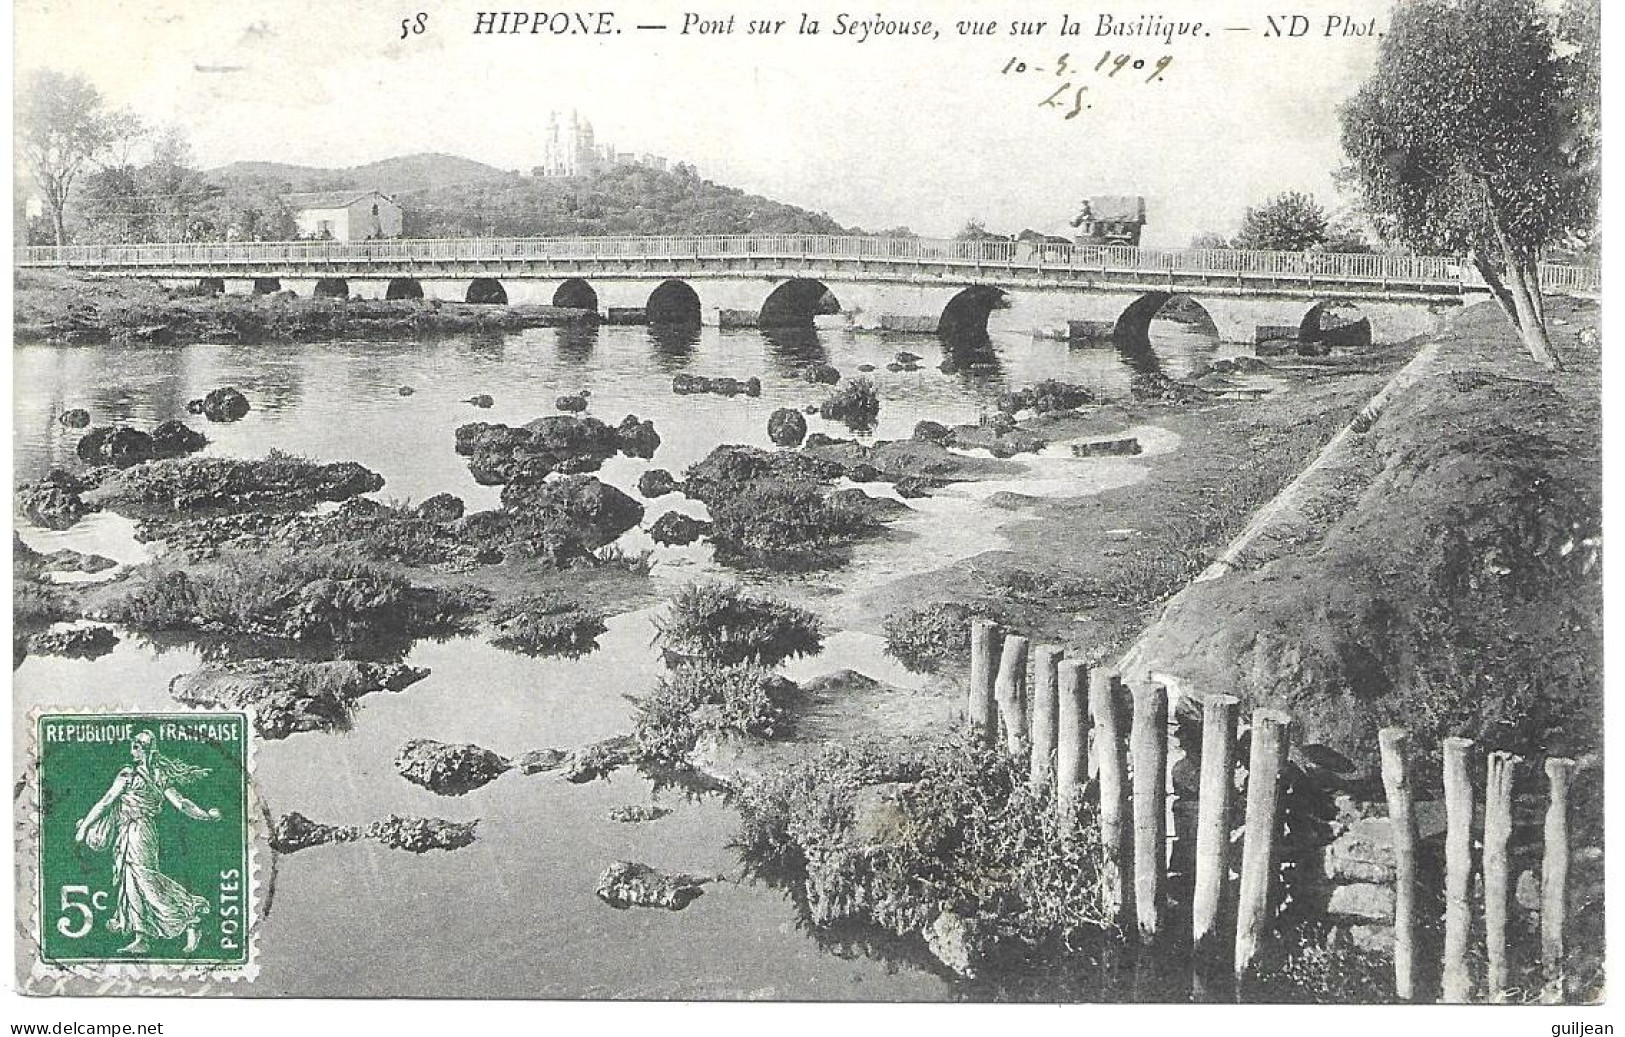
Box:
xmin=9 ymin=0 xmax=1603 ymax=1019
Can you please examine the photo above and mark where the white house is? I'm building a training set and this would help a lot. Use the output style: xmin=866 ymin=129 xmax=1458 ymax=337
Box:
xmin=288 ymin=190 xmax=403 ymax=242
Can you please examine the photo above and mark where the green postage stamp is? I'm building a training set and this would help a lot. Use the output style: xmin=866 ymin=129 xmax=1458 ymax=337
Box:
xmin=27 ymin=711 xmax=256 ymax=981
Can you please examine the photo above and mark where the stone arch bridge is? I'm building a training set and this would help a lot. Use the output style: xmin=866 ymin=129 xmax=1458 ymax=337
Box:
xmin=15 ymin=235 xmax=1600 ymax=347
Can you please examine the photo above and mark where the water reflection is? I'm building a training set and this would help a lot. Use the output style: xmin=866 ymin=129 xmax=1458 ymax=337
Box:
xmin=1112 ymin=336 xmax=1166 ymax=379
xmin=761 ymin=325 xmax=829 ymax=375
xmin=462 ymin=330 xmax=509 ymax=359
xmin=646 ymin=323 xmax=699 ymax=370
xmin=555 ymin=323 xmax=599 ymax=365
xmin=938 ymin=331 xmax=1004 ymax=385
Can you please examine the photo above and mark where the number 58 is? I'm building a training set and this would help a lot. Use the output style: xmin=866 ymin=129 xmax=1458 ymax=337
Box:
xmin=57 ymin=885 xmax=108 ymax=939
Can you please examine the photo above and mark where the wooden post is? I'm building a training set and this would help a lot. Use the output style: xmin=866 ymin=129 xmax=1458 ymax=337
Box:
xmin=1484 ymin=750 xmax=1519 ymax=1003
xmin=1542 ymin=757 xmax=1576 ymax=1002
xmin=968 ymin=619 xmax=1000 ymax=746
xmin=1441 ymin=736 xmax=1475 ymax=1003
xmin=1090 ymin=670 xmax=1130 ymax=923
xmin=1192 ymin=694 xmax=1239 ymax=957
xmin=1130 ymin=682 xmax=1168 ymax=943
xmin=1233 ymin=709 xmax=1292 ymax=985
xmin=1029 ymin=645 xmax=1062 ymax=789
xmin=1055 ymin=660 xmax=1088 ymax=823
xmin=1378 ymin=727 xmax=1418 ymax=1002
xmin=994 ymin=634 xmax=1030 ymax=758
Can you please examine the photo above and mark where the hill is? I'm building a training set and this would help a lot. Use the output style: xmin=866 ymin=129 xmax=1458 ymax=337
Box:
xmin=208 ymin=152 xmax=511 ymax=195
xmin=204 ymin=153 xmax=856 ymax=237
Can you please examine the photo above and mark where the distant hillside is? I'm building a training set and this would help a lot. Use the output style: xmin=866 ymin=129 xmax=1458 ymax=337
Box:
xmin=205 ymin=153 xmax=856 ymax=237
xmin=208 ymin=152 xmax=511 ymax=195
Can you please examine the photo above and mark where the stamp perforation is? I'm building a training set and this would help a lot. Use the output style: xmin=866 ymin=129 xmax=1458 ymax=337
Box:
xmin=19 ymin=706 xmax=266 ymax=991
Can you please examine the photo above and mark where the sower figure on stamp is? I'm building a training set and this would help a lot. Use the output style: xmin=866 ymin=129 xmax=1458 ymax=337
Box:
xmin=74 ymin=730 xmax=221 ymax=954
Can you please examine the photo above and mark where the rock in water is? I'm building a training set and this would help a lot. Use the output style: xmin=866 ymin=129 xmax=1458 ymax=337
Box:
xmin=171 ymin=660 xmax=429 ymax=739
xmin=27 ymin=625 xmax=118 ymax=660
xmin=556 ymin=393 xmax=589 ymax=413
xmin=912 ymin=420 xmax=954 ymax=445
xmin=149 ymin=420 xmax=208 ymax=458
xmin=271 ymin=811 xmax=359 ymax=854
xmin=394 ymin=738 xmax=513 ymax=796
xmin=803 ymin=363 xmax=841 ymax=385
xmin=464 ymin=394 xmax=495 ymax=408
xmin=1071 ymin=437 xmax=1142 ymax=458
xmin=648 ymin=511 xmax=711 ymax=547
xmin=767 ymin=408 xmax=808 ymax=447
xmin=59 ymin=408 xmax=91 ymax=429
xmin=200 ymin=386 xmax=251 ymax=422
xmin=515 ymin=748 xmax=569 ymax=774
xmin=594 ymin=861 xmax=710 ymax=910
xmin=16 ymin=478 xmax=93 ymax=530
xmin=564 ymin=734 xmax=637 ymax=782
xmin=616 ymin=415 xmax=661 ymax=458
xmin=415 ymin=493 xmax=466 ymax=523
xmin=76 ymin=426 xmax=154 ymax=466
xmin=607 ymin=805 xmax=673 ymax=824
xmin=364 ymin=815 xmax=479 ymax=853
xmin=398 ymin=386 xmax=415 ymax=397
xmin=499 ymin=475 xmax=644 ymax=550
xmin=638 ymin=469 xmax=680 ymax=498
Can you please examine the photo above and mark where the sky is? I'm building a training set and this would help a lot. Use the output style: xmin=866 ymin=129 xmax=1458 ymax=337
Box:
xmin=14 ymin=0 xmax=1393 ymax=246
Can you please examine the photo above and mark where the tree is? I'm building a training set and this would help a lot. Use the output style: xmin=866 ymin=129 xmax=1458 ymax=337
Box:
xmin=954 ymin=219 xmax=1005 ymax=242
xmin=1233 ymin=192 xmax=1332 ymax=251
xmin=75 ymin=126 xmax=222 ymax=243
xmin=1339 ymin=0 xmax=1597 ymax=369
xmin=17 ymin=69 xmax=138 ymax=245
xmin=1189 ymin=231 xmax=1232 ymax=250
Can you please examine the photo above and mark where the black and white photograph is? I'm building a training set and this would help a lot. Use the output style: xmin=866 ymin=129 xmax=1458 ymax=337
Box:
xmin=6 ymin=0 xmax=1607 ymax=1026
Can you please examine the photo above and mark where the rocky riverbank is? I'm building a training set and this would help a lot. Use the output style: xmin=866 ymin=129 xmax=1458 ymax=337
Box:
xmin=657 ymin=300 xmax=1601 ymax=992
xmin=14 ymin=270 xmax=592 ymax=346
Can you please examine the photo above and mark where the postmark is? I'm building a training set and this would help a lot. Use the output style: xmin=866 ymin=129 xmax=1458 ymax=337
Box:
xmin=26 ymin=710 xmax=258 ymax=981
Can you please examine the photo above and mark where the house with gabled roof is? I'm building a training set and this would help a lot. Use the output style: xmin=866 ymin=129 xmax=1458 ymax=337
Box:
xmin=288 ymin=190 xmax=403 ymax=242
xmin=1071 ymin=195 xmax=1148 ymax=246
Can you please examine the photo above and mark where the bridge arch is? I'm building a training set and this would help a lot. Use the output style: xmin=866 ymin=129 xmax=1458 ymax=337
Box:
xmin=197 ymin=277 xmax=225 ymax=296
xmin=1299 ymin=300 xmax=1372 ymax=350
xmin=759 ymin=278 xmax=841 ymax=328
xmin=552 ymin=278 xmax=598 ymax=311
xmin=386 ymin=277 xmax=424 ymax=300
xmin=252 ymin=277 xmax=282 ymax=296
xmin=314 ymin=277 xmax=349 ymax=299
xmin=938 ymin=286 xmax=1008 ymax=339
xmin=1113 ymin=292 xmax=1219 ymax=345
xmin=466 ymin=278 xmax=508 ymax=304
xmin=647 ymin=279 xmax=701 ymax=326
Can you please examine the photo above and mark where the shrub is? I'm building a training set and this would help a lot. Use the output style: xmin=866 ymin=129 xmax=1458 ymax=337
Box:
xmin=1246 ymin=926 xmax=1394 ymax=1003
xmin=654 ymin=582 xmax=825 ymax=667
xmin=14 ymin=581 xmax=74 ymax=629
xmin=488 ymin=594 xmax=606 ymax=658
xmin=819 ymin=377 xmax=881 ymax=432
xmin=592 ymin=544 xmax=655 ymax=575
xmin=633 ymin=661 xmax=798 ymax=762
xmin=882 ymin=602 xmax=980 ymax=673
xmin=708 ymin=482 xmax=878 ymax=570
xmin=996 ymin=379 xmax=1093 ymax=416
xmin=91 ymin=450 xmax=383 ymax=514
xmin=105 ymin=549 xmax=473 ymax=645
xmin=734 ymin=738 xmax=1113 ymax=963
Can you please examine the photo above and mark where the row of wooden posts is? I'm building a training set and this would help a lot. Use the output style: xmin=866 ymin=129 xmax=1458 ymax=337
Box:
xmin=966 ymin=619 xmax=1581 ymax=1002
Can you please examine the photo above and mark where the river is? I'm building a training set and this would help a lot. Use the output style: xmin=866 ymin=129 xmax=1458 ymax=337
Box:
xmin=12 ymin=317 xmax=1254 ymax=998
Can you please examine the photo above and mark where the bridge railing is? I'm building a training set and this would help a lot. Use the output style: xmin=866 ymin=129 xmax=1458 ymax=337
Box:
xmin=12 ymin=235 xmax=1599 ymax=293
